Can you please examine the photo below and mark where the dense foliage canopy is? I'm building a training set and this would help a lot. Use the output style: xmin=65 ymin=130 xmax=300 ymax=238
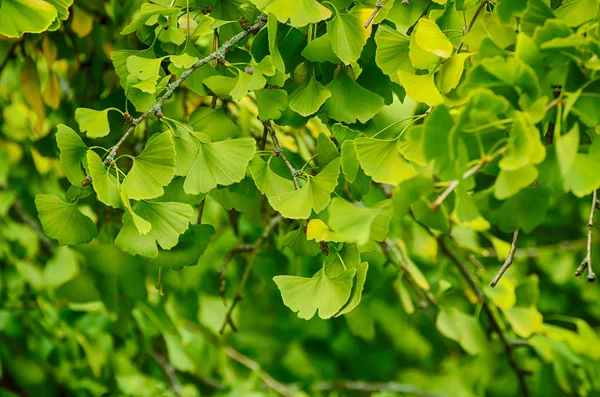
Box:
xmin=1 ymin=0 xmax=600 ymax=396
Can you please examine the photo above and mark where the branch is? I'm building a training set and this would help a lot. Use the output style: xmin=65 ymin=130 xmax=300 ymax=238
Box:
xmin=220 ymin=214 xmax=283 ymax=334
xmin=456 ymin=0 xmax=488 ymax=54
xmin=222 ymin=346 xmax=294 ymax=397
xmin=431 ymin=152 xmax=500 ymax=212
xmin=182 ymin=321 xmax=294 ymax=397
xmin=406 ymin=1 xmax=433 ymax=35
xmin=380 ymin=239 xmax=438 ymax=307
xmin=439 ymin=240 xmax=530 ymax=397
xmin=82 ymin=13 xmax=268 ymax=187
xmin=364 ymin=0 xmax=386 ymax=29
xmin=576 ymin=189 xmax=597 ymax=282
xmin=153 ymin=351 xmax=181 ymax=396
xmin=490 ymin=228 xmax=521 ymax=287
xmin=316 ymin=380 xmax=442 ymax=397
xmin=264 ymin=121 xmax=301 ymax=190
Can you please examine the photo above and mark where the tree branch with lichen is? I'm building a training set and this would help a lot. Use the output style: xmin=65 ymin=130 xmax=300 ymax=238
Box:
xmin=82 ymin=13 xmax=268 ymax=187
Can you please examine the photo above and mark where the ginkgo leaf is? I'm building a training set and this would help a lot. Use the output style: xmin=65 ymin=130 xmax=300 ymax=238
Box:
xmin=306 ymin=219 xmax=343 ymax=242
xmin=126 ymin=56 xmax=163 ymax=94
xmin=170 ymin=53 xmax=198 ymax=69
xmin=438 ymin=53 xmax=472 ymax=94
xmin=414 ymin=18 xmax=453 ymax=58
xmin=375 ymin=25 xmax=413 ymax=77
xmin=120 ymin=190 xmax=151 ymax=235
xmin=555 ymin=123 xmax=579 ymax=177
xmin=327 ymin=7 xmax=372 ymax=64
xmin=273 ymin=268 xmax=356 ymax=320
xmin=134 ymin=201 xmax=194 ymax=250
xmin=269 ymin=158 xmax=340 ymax=219
xmin=249 ymin=156 xmax=295 ymax=200
xmin=281 ymin=226 xmax=321 ymax=257
xmin=289 ymin=75 xmax=331 ymax=117
xmin=397 ymin=71 xmax=443 ymax=106
xmin=0 ymin=0 xmax=58 ymax=38
xmin=323 ymin=70 xmax=385 ymax=124
xmin=173 ymin=127 xmax=200 ymax=176
xmin=354 ymin=137 xmax=415 ymax=185
xmin=494 ymin=164 xmax=539 ymax=200
xmin=251 ymin=0 xmax=331 ymax=27
xmin=87 ymin=150 xmax=121 ymax=208
xmin=149 ymin=224 xmax=215 ymax=270
xmin=123 ymin=132 xmax=176 ymax=200
xmin=184 ymin=137 xmax=256 ymax=194
xmin=255 ymin=89 xmax=288 ymax=121
xmin=328 ymin=198 xmax=393 ymax=245
xmin=56 ymin=124 xmax=88 ymax=186
xmin=301 ymin=33 xmax=340 ymax=63
xmin=114 ymin=213 xmax=157 ymax=258
xmin=499 ymin=112 xmax=545 ymax=171
xmin=564 ymin=154 xmax=600 ymax=197
xmin=121 ymin=3 xmax=180 ymax=35
xmin=409 ymin=30 xmax=440 ymax=70
xmin=337 ymin=262 xmax=368 ymax=316
xmin=341 ymin=140 xmax=360 ymax=182
xmin=75 ymin=107 xmax=120 ymax=138
xmin=35 ymin=194 xmax=97 ymax=246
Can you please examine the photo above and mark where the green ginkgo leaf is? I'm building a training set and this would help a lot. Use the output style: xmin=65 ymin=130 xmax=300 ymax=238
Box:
xmin=184 ymin=137 xmax=256 ymax=194
xmin=56 ymin=124 xmax=88 ymax=186
xmin=135 ymin=201 xmax=194 ymax=250
xmin=355 ymin=137 xmax=416 ymax=185
xmin=170 ymin=53 xmax=198 ymax=69
xmin=120 ymin=190 xmax=151 ymax=236
xmin=336 ymin=262 xmax=368 ymax=316
xmin=0 ymin=0 xmax=58 ymax=38
xmin=173 ymin=127 xmax=200 ymax=176
xmin=87 ymin=151 xmax=121 ymax=208
xmin=499 ymin=112 xmax=545 ymax=171
xmin=267 ymin=14 xmax=285 ymax=72
xmin=190 ymin=107 xmax=241 ymax=141
xmin=494 ymin=164 xmax=539 ymax=200
xmin=126 ymin=56 xmax=163 ymax=94
xmin=438 ymin=53 xmax=472 ymax=94
xmin=121 ymin=3 xmax=180 ymax=35
xmin=115 ymin=201 xmax=193 ymax=258
xmin=564 ymin=154 xmax=600 ymax=197
xmin=75 ymin=108 xmax=120 ymax=138
xmin=327 ymin=7 xmax=372 ymax=64
xmin=414 ymin=18 xmax=454 ymax=58
xmin=409 ymin=31 xmax=440 ymax=70
xmin=397 ymin=71 xmax=443 ymax=106
xmin=375 ymin=25 xmax=413 ymax=77
xmin=306 ymin=219 xmax=343 ymax=242
xmin=122 ymin=132 xmax=176 ymax=200
xmin=341 ymin=140 xmax=360 ymax=182
xmin=301 ymin=33 xmax=340 ymax=64
xmin=324 ymin=70 xmax=385 ymax=124
xmin=35 ymin=194 xmax=97 ymax=246
xmin=250 ymin=156 xmax=295 ymax=200
xmin=149 ymin=224 xmax=215 ymax=270
xmin=289 ymin=75 xmax=332 ymax=117
xmin=45 ymin=0 xmax=73 ymax=21
xmin=273 ymin=267 xmax=356 ymax=320
xmin=328 ymin=198 xmax=393 ymax=245
xmin=269 ymin=158 xmax=340 ymax=219
xmin=281 ymin=226 xmax=321 ymax=256
xmin=251 ymin=0 xmax=331 ymax=27
xmin=255 ymin=89 xmax=288 ymax=121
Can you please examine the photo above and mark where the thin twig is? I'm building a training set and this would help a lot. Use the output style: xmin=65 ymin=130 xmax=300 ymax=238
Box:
xmin=380 ymin=239 xmax=438 ymax=307
xmin=406 ymin=1 xmax=432 ymax=35
xmin=153 ymin=351 xmax=181 ymax=396
xmin=456 ymin=0 xmax=488 ymax=54
xmin=82 ymin=13 xmax=268 ymax=186
xmin=440 ymin=240 xmax=530 ymax=397
xmin=222 ymin=346 xmax=294 ymax=397
xmin=431 ymin=148 xmax=506 ymax=212
xmin=490 ymin=228 xmax=521 ymax=287
xmin=259 ymin=122 xmax=269 ymax=150
xmin=316 ymin=380 xmax=442 ymax=397
xmin=196 ymin=198 xmax=205 ymax=224
xmin=576 ymin=190 xmax=597 ymax=282
xmin=182 ymin=321 xmax=293 ymax=397
xmin=210 ymin=29 xmax=220 ymax=109
xmin=364 ymin=0 xmax=386 ymax=29
xmin=220 ymin=215 xmax=283 ymax=334
xmin=264 ymin=121 xmax=301 ymax=190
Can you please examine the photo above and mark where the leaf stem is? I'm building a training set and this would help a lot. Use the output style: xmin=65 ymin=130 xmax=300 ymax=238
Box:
xmin=264 ymin=121 xmax=301 ymax=190
xmin=576 ymin=189 xmax=597 ymax=282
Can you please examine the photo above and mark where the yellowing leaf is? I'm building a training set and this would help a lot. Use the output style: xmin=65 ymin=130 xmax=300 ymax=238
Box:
xmin=397 ymin=71 xmax=443 ymax=106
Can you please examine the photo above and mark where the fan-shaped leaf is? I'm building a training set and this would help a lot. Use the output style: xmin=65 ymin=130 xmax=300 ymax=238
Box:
xmin=35 ymin=194 xmax=97 ymax=246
